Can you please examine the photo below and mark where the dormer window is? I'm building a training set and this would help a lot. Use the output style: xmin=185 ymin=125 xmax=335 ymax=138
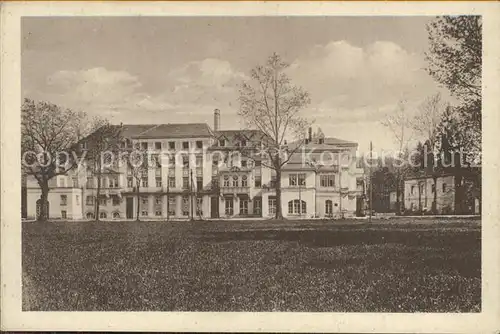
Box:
xmin=219 ymin=139 xmax=226 ymax=147
xmin=319 ymin=138 xmax=324 ymax=144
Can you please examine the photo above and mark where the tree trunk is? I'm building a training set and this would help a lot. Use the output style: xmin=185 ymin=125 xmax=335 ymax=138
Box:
xmin=395 ymin=173 xmax=401 ymax=215
xmin=432 ymin=175 xmax=438 ymax=214
xmin=136 ymin=184 xmax=140 ymax=221
xmin=95 ymin=172 xmax=101 ymax=222
xmin=454 ymin=175 xmax=463 ymax=215
xmin=37 ymin=181 xmax=50 ymax=221
xmin=275 ymin=168 xmax=283 ymax=220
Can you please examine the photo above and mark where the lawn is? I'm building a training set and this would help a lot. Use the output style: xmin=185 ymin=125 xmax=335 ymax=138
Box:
xmin=22 ymin=218 xmax=481 ymax=312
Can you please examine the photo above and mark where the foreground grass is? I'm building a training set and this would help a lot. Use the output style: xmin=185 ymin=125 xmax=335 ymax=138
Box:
xmin=22 ymin=218 xmax=481 ymax=312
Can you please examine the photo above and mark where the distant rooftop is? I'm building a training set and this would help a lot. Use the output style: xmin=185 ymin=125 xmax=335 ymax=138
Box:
xmin=120 ymin=123 xmax=212 ymax=139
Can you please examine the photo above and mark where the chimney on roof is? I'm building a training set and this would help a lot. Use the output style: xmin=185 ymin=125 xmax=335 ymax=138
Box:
xmin=214 ymin=109 xmax=220 ymax=132
xmin=308 ymin=127 xmax=312 ymax=142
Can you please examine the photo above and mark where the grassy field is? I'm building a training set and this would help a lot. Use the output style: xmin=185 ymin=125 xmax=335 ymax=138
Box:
xmin=22 ymin=218 xmax=481 ymax=312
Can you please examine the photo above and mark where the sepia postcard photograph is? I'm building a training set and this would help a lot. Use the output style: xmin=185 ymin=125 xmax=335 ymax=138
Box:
xmin=1 ymin=1 xmax=499 ymax=332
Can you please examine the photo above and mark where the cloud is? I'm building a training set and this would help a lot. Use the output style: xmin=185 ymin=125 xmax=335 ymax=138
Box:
xmin=290 ymin=40 xmax=440 ymax=111
xmin=34 ymin=59 xmax=246 ymax=126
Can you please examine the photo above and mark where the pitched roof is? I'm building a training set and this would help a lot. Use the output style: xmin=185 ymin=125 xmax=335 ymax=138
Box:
xmin=215 ymin=130 xmax=266 ymax=141
xmin=120 ymin=123 xmax=212 ymax=139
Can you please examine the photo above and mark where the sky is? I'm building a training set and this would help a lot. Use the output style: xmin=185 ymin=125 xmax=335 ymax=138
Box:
xmin=22 ymin=16 xmax=450 ymax=154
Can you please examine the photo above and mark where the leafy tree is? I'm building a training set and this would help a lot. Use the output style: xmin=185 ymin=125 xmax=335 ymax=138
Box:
xmin=239 ymin=53 xmax=311 ymax=219
xmin=126 ymin=146 xmax=150 ymax=221
xmin=21 ymin=98 xmax=87 ymax=221
xmin=426 ymin=16 xmax=482 ymax=162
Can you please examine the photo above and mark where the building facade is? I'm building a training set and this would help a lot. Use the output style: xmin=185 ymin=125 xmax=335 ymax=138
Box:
xmin=403 ymin=172 xmax=480 ymax=215
xmin=26 ymin=110 xmax=364 ymax=220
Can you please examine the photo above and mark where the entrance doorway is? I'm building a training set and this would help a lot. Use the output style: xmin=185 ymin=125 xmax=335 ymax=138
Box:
xmin=126 ymin=197 xmax=134 ymax=219
xmin=210 ymin=196 xmax=219 ymax=218
xmin=240 ymin=199 xmax=249 ymax=215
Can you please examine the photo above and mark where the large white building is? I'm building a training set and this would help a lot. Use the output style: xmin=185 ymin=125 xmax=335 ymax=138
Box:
xmin=26 ymin=110 xmax=365 ymax=220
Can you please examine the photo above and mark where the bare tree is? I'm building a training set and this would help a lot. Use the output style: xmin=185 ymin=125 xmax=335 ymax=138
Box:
xmin=410 ymin=93 xmax=447 ymax=213
xmin=238 ymin=53 xmax=311 ymax=219
xmin=21 ymin=98 xmax=87 ymax=221
xmin=381 ymin=99 xmax=413 ymax=215
xmin=83 ymin=118 xmax=123 ymax=221
xmin=126 ymin=147 xmax=149 ymax=221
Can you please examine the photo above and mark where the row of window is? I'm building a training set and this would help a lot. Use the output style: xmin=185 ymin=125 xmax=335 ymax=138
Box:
xmin=133 ymin=140 xmax=204 ymax=150
xmin=126 ymin=176 xmax=204 ymax=189
xmin=410 ymin=183 xmax=447 ymax=195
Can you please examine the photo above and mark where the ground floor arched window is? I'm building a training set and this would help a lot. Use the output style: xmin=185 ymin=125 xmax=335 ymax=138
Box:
xmin=99 ymin=211 xmax=107 ymax=219
xmin=325 ymin=200 xmax=333 ymax=215
xmin=112 ymin=212 xmax=120 ymax=219
xmin=288 ymin=199 xmax=306 ymax=214
xmin=86 ymin=212 xmax=94 ymax=219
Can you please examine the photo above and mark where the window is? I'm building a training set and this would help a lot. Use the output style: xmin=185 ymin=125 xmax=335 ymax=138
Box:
xmin=196 ymin=177 xmax=203 ymax=190
xmin=325 ymin=200 xmax=333 ymax=215
xmin=182 ymin=141 xmax=189 ymax=149
xmin=268 ymin=197 xmax=276 ymax=215
xmin=75 ymin=195 xmax=80 ymax=205
xmin=61 ymin=210 xmax=67 ymax=219
xmin=99 ymin=198 xmax=107 ymax=206
xmin=100 ymin=211 xmax=107 ymax=219
xmin=442 ymin=183 xmax=447 ymax=192
xmin=241 ymin=160 xmax=247 ymax=168
xmin=156 ymin=176 xmax=162 ymax=188
xmin=232 ymin=175 xmax=239 ymax=187
xmin=196 ymin=140 xmax=203 ymax=149
xmin=182 ymin=196 xmax=189 ymax=216
xmin=168 ymin=177 xmax=176 ymax=188
xmin=72 ymin=177 xmax=79 ymax=188
xmin=182 ymin=177 xmax=189 ymax=189
xmin=109 ymin=177 xmax=118 ymax=188
xmin=60 ymin=195 xmax=67 ymax=206
xmin=411 ymin=185 xmax=415 ymax=195
xmin=241 ymin=140 xmax=247 ymax=147
xmin=112 ymin=197 xmax=120 ymax=206
xmin=168 ymin=141 xmax=175 ymax=150
xmin=113 ymin=212 xmax=120 ymax=219
xmin=319 ymin=138 xmax=324 ymax=144
xmin=155 ymin=196 xmax=162 ymax=205
xmin=270 ymin=174 xmax=277 ymax=188
xmin=225 ymin=197 xmax=234 ymax=215
xmin=219 ymin=139 xmax=226 ymax=147
xmin=86 ymin=195 xmax=94 ymax=206
xmin=255 ymin=160 xmax=261 ymax=167
xmin=241 ymin=175 xmax=248 ymax=187
xmin=141 ymin=176 xmax=148 ymax=188
xmin=182 ymin=155 xmax=189 ymax=168
xmin=289 ymin=174 xmax=297 ymax=186
xmin=86 ymin=177 xmax=93 ymax=188
xmin=141 ymin=142 xmax=148 ymax=150
xmin=155 ymin=210 xmax=162 ymax=216
xmin=141 ymin=210 xmax=148 ymax=217
xmin=59 ymin=176 xmax=67 ymax=188
xmin=155 ymin=142 xmax=162 ymax=150
xmin=168 ymin=197 xmax=176 ymax=216
xmin=223 ymin=175 xmax=230 ymax=187
xmin=142 ymin=197 xmax=148 ymax=205
xmin=298 ymin=173 xmax=306 ymax=186
xmin=196 ymin=156 xmax=203 ymax=168
xmin=255 ymin=175 xmax=262 ymax=188
xmin=288 ymin=200 xmax=306 ymax=214
xmin=431 ymin=184 xmax=436 ymax=193
xmin=169 ymin=156 xmax=176 ymax=167
xmin=320 ymin=174 xmax=335 ymax=187
xmin=127 ymin=177 xmax=133 ymax=188
xmin=86 ymin=212 xmax=94 ymax=219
